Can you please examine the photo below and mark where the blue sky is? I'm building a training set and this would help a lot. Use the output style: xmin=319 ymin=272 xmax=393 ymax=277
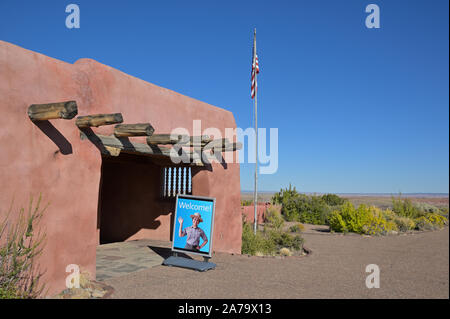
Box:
xmin=1 ymin=0 xmax=448 ymax=193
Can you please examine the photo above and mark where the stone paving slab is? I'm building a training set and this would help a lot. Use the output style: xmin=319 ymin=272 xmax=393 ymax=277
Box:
xmin=96 ymin=239 xmax=172 ymax=281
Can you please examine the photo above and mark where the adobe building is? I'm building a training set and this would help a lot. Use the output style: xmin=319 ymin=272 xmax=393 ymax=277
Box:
xmin=0 ymin=40 xmax=242 ymax=296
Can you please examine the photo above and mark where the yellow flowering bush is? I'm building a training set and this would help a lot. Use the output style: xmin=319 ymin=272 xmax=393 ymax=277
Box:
xmin=329 ymin=202 xmax=397 ymax=235
xmin=383 ymin=209 xmax=415 ymax=231
xmin=362 ymin=207 xmax=398 ymax=235
xmin=415 ymin=213 xmax=448 ymax=231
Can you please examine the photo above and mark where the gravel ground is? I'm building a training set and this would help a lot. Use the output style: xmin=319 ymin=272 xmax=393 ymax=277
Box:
xmin=104 ymin=226 xmax=449 ymax=299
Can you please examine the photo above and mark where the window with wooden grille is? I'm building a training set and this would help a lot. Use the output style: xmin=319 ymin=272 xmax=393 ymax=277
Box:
xmin=161 ymin=166 xmax=192 ymax=198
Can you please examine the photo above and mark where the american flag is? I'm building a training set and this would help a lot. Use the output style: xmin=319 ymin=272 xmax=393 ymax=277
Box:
xmin=251 ymin=32 xmax=259 ymax=99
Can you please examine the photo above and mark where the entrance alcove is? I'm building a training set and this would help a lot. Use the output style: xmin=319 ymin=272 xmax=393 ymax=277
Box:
xmin=97 ymin=153 xmax=184 ymax=244
xmin=95 ymin=152 xmax=197 ymax=281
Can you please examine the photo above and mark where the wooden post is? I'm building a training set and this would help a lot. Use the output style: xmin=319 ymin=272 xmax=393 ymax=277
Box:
xmin=76 ymin=113 xmax=123 ymax=128
xmin=28 ymin=101 xmax=78 ymax=121
xmin=114 ymin=123 xmax=155 ymax=137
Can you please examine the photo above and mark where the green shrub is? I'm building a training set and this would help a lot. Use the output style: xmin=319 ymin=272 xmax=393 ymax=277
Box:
xmin=241 ymin=200 xmax=253 ymax=206
xmin=271 ymin=186 xmax=336 ymax=225
xmin=382 ymin=209 xmax=415 ymax=232
xmin=413 ymin=202 xmax=441 ymax=214
xmin=267 ymin=229 xmax=303 ymax=251
xmin=265 ymin=206 xmax=284 ymax=229
xmin=289 ymin=223 xmax=304 ymax=233
xmin=328 ymin=202 xmax=359 ymax=233
xmin=280 ymin=197 xmax=300 ymax=221
xmin=1 ymin=195 xmax=48 ymax=299
xmin=298 ymin=195 xmax=332 ymax=225
xmin=393 ymin=216 xmax=415 ymax=232
xmin=392 ymin=195 xmax=424 ymax=219
xmin=271 ymin=184 xmax=299 ymax=205
xmin=392 ymin=195 xmax=449 ymax=230
xmin=272 ymin=185 xmax=302 ymax=221
xmin=278 ymin=194 xmax=331 ymax=225
xmin=241 ymin=221 xmax=275 ymax=255
xmin=291 ymin=235 xmax=304 ymax=250
xmin=242 ymin=219 xmax=304 ymax=256
xmin=328 ymin=210 xmax=347 ymax=233
xmin=321 ymin=194 xmax=346 ymax=206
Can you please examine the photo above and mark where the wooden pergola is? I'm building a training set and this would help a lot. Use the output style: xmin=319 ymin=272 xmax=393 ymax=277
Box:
xmin=28 ymin=101 xmax=242 ymax=166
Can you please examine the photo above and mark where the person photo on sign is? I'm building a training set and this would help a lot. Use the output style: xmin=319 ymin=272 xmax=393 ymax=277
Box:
xmin=178 ymin=212 xmax=208 ymax=252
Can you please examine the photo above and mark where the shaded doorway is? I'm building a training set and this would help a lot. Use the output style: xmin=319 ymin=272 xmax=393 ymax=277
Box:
xmin=97 ymin=153 xmax=175 ymax=244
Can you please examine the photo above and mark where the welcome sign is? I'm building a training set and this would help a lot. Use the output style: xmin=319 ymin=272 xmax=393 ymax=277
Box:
xmin=172 ymin=194 xmax=216 ymax=257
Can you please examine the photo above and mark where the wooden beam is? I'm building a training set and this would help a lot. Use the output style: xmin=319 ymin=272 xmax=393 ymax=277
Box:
xmin=186 ymin=135 xmax=213 ymax=144
xmin=221 ymin=142 xmax=243 ymax=151
xmin=81 ymin=132 xmax=204 ymax=165
xmin=200 ymin=138 xmax=230 ymax=149
xmin=76 ymin=113 xmax=123 ymax=128
xmin=205 ymin=142 xmax=242 ymax=152
xmin=28 ymin=101 xmax=78 ymax=121
xmin=101 ymin=134 xmax=171 ymax=155
xmin=104 ymin=146 xmax=121 ymax=157
xmin=147 ymin=134 xmax=213 ymax=145
xmin=114 ymin=123 xmax=155 ymax=137
xmin=147 ymin=134 xmax=189 ymax=145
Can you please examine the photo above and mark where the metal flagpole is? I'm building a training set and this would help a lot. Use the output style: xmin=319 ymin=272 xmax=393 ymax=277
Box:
xmin=253 ymin=28 xmax=258 ymax=234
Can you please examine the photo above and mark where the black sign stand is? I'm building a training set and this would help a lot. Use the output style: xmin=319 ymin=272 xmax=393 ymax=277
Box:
xmin=163 ymin=252 xmax=216 ymax=272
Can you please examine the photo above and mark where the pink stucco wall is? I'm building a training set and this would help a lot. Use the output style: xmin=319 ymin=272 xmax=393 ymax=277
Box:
xmin=241 ymin=204 xmax=268 ymax=224
xmin=0 ymin=40 xmax=241 ymax=296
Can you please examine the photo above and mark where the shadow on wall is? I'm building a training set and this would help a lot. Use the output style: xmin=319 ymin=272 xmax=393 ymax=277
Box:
xmin=97 ymin=153 xmax=175 ymax=244
xmin=33 ymin=120 xmax=73 ymax=155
